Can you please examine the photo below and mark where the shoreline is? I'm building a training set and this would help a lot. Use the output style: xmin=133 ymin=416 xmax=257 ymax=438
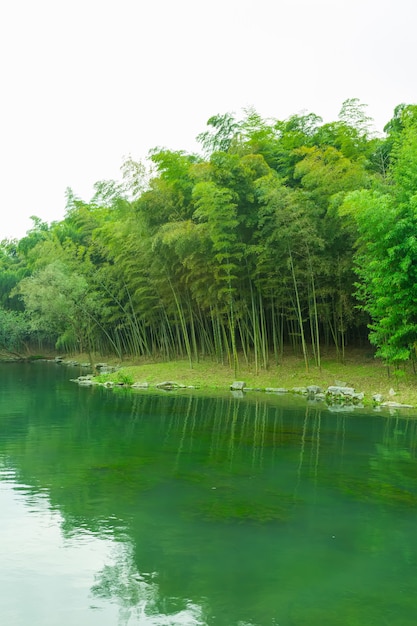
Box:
xmin=55 ymin=350 xmax=417 ymax=411
xmin=3 ymin=349 xmax=417 ymax=410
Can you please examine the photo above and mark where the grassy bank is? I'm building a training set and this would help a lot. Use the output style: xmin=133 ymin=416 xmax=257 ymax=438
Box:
xmin=83 ymin=349 xmax=417 ymax=408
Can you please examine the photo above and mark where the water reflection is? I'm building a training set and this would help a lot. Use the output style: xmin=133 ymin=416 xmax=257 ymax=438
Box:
xmin=0 ymin=467 xmax=205 ymax=626
xmin=1 ymin=363 xmax=417 ymax=625
xmin=0 ymin=469 xmax=118 ymax=625
xmin=92 ymin=554 xmax=205 ymax=625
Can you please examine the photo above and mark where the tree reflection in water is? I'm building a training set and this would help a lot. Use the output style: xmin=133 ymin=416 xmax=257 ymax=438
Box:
xmin=2 ymin=362 xmax=417 ymax=625
xmin=92 ymin=544 xmax=206 ymax=625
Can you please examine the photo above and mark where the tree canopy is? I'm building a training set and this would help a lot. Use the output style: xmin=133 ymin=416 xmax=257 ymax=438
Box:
xmin=1 ymin=99 xmax=416 ymax=370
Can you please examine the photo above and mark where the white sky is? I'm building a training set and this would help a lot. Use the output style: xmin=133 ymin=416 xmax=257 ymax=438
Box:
xmin=1 ymin=0 xmax=415 ymax=240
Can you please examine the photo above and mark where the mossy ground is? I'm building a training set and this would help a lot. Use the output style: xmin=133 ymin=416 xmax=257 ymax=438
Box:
xmin=75 ymin=347 xmax=417 ymax=408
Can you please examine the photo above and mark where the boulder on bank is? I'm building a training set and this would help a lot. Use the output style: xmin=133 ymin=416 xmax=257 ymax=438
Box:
xmin=291 ymin=387 xmax=308 ymax=395
xmin=95 ymin=363 xmax=118 ymax=374
xmin=230 ymin=381 xmax=246 ymax=391
xmin=326 ymin=385 xmax=364 ymax=405
xmin=372 ymin=393 xmax=384 ymax=404
xmin=327 ymin=385 xmax=355 ymax=396
xmin=306 ymin=385 xmax=323 ymax=395
xmin=155 ymin=381 xmax=185 ymax=390
xmin=380 ymin=401 xmax=414 ymax=409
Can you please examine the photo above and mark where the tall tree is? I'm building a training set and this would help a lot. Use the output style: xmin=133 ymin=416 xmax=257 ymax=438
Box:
xmin=341 ymin=107 xmax=417 ymax=365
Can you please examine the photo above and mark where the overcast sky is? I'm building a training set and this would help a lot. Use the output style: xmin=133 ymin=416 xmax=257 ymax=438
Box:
xmin=1 ymin=0 xmax=415 ymax=240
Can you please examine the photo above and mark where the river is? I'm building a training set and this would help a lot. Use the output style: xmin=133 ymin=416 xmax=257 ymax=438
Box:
xmin=1 ymin=361 xmax=417 ymax=625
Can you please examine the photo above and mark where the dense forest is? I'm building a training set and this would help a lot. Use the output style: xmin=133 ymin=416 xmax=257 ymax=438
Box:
xmin=1 ymin=99 xmax=417 ymax=371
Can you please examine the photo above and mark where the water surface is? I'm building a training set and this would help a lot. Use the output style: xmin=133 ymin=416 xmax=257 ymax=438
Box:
xmin=1 ymin=362 xmax=417 ymax=625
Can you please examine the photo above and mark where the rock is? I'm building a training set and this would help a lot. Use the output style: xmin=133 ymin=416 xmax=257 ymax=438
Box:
xmin=381 ymin=401 xmax=414 ymax=409
xmin=155 ymin=381 xmax=182 ymax=390
xmin=291 ymin=387 xmax=308 ymax=394
xmin=325 ymin=385 xmax=365 ymax=407
xmin=372 ymin=393 xmax=384 ymax=403
xmin=131 ymin=382 xmax=149 ymax=389
xmin=388 ymin=387 xmax=396 ymax=397
xmin=95 ymin=363 xmax=118 ymax=373
xmin=327 ymin=386 xmax=356 ymax=396
xmin=230 ymin=381 xmax=246 ymax=391
xmin=306 ymin=385 xmax=322 ymax=394
xmin=70 ymin=374 xmax=96 ymax=386
xmin=99 ymin=366 xmax=117 ymax=374
xmin=265 ymin=387 xmax=289 ymax=393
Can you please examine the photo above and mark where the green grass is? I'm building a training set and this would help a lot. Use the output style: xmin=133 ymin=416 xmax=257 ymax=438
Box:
xmin=85 ymin=348 xmax=417 ymax=407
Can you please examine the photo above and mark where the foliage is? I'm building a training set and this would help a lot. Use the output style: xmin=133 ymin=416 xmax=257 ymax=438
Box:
xmin=13 ymin=261 xmax=103 ymax=354
xmin=341 ymin=109 xmax=417 ymax=365
xmin=116 ymin=371 xmax=134 ymax=385
xmin=0 ymin=307 xmax=30 ymax=354
xmin=3 ymin=99 xmax=417 ymax=371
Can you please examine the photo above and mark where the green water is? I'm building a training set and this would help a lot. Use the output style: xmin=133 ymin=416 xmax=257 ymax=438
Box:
xmin=1 ymin=363 xmax=417 ymax=625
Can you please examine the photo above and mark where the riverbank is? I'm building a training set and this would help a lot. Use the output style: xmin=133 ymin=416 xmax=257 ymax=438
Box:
xmin=62 ymin=348 xmax=417 ymax=408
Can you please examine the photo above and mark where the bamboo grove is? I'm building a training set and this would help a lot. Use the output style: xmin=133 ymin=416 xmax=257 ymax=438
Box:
xmin=2 ymin=99 xmax=417 ymax=370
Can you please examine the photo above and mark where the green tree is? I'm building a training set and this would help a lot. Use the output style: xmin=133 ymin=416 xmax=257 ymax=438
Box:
xmin=14 ymin=262 xmax=111 ymax=362
xmin=341 ymin=109 xmax=417 ymax=365
xmin=0 ymin=308 xmax=30 ymax=356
